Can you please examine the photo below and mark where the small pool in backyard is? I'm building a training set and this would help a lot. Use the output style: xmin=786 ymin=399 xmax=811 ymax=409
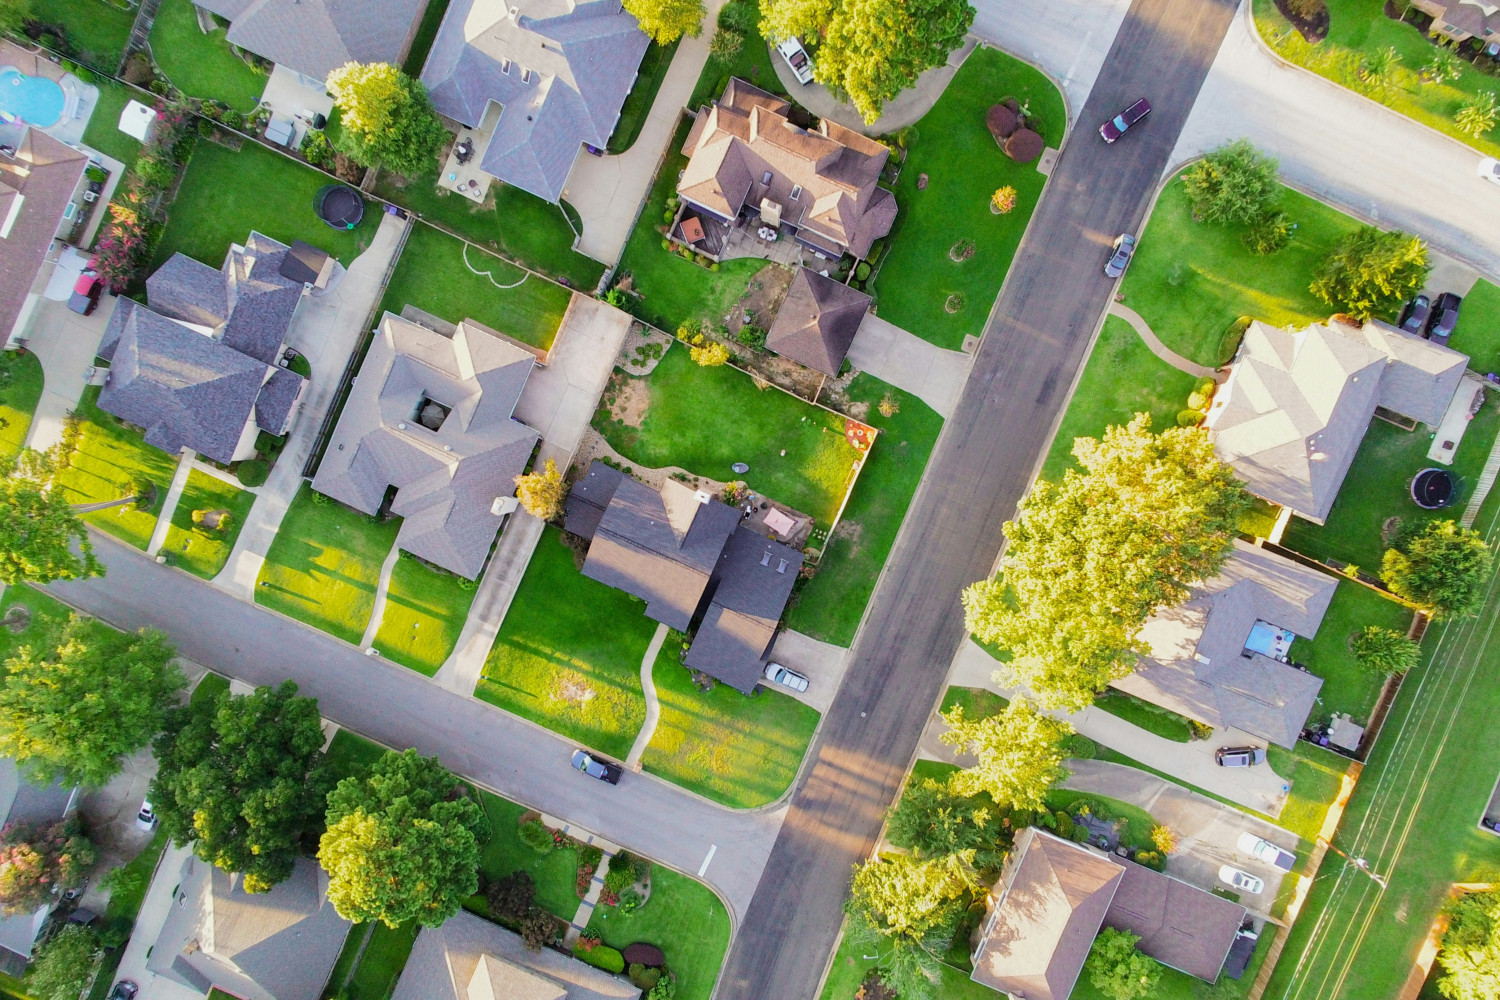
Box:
xmin=0 ymin=68 xmax=65 ymax=128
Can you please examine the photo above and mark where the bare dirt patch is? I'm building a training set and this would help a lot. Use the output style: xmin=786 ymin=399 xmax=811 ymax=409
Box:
xmin=728 ymin=264 xmax=794 ymax=337
xmin=554 ymin=675 xmax=596 ymax=706
xmin=3 ymin=606 xmax=30 ymax=634
xmin=605 ymin=375 xmax=651 ymax=428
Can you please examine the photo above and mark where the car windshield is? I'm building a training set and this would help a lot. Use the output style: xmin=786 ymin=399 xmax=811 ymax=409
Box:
xmin=1112 ymin=115 xmax=1127 ymax=130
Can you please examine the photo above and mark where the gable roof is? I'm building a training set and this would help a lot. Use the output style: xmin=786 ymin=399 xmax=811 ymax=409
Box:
xmin=421 ymin=0 xmax=649 ymax=203
xmin=1102 ymin=862 xmax=1247 ymax=982
xmin=312 ymin=313 xmax=539 ymax=579
xmin=563 ymin=460 xmax=627 ymax=540
xmin=0 ymin=128 xmax=88 ymax=341
xmin=684 ymin=525 xmax=803 ymax=692
xmin=766 ymin=268 xmax=871 ymax=376
xmin=1111 ymin=540 xmax=1335 ymax=747
xmin=195 ymin=0 xmax=428 ymax=82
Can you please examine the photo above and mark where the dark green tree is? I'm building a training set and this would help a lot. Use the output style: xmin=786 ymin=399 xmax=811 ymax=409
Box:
xmin=1086 ymin=927 xmax=1161 ymax=1000
xmin=1381 ymin=520 xmax=1493 ymax=618
xmin=885 ymin=775 xmax=1002 ymax=861
xmin=1310 ymin=225 xmax=1429 ymax=320
xmin=1181 ymin=139 xmax=1281 ymax=226
xmin=325 ymin=63 xmax=447 ymax=176
xmin=1350 ymin=625 xmax=1421 ymax=676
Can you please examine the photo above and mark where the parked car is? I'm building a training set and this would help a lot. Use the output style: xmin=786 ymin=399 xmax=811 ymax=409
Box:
xmin=571 ymin=749 xmax=622 ymax=785
xmin=134 ymin=799 xmax=157 ymax=832
xmin=106 ymin=983 xmax=138 ymax=1000
xmin=1426 ymin=291 xmax=1461 ymax=347
xmin=1105 ymin=233 xmax=1137 ymax=278
xmin=1215 ymin=745 xmax=1266 ymax=767
xmin=763 ymin=662 xmax=809 ymax=692
xmin=67 ymin=271 xmax=102 ymax=316
xmin=1218 ymin=865 xmax=1266 ymax=894
xmin=1100 ymin=97 xmax=1151 ymax=142
xmin=1398 ymin=294 xmax=1430 ymax=335
xmin=776 ymin=37 xmax=815 ymax=85
xmin=1237 ymin=832 xmax=1296 ymax=872
xmin=1479 ymin=156 xmax=1500 ymax=186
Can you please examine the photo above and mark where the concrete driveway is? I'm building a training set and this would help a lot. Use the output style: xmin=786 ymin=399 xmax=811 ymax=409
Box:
xmin=763 ymin=629 xmax=850 ymax=714
xmin=846 ymin=314 xmax=972 ymax=419
xmin=21 ymin=295 xmax=114 ymax=451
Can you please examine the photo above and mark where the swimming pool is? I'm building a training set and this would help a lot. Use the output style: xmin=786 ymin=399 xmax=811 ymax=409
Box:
xmin=0 ymin=68 xmax=66 ymax=129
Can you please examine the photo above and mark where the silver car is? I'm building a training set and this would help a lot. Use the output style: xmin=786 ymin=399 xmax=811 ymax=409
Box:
xmin=1219 ymin=865 xmax=1265 ymax=894
xmin=763 ymin=662 xmax=809 ymax=692
xmin=1105 ymin=233 xmax=1136 ymax=278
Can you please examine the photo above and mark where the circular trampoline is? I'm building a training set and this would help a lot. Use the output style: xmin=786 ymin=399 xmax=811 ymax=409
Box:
xmin=314 ymin=185 xmax=364 ymax=230
xmin=1411 ymin=468 xmax=1455 ymax=509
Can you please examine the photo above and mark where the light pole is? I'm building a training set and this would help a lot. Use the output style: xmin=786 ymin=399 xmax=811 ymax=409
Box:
xmin=1318 ymin=838 xmax=1389 ymax=888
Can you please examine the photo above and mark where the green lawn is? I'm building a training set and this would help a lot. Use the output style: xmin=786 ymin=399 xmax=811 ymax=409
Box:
xmin=476 ymin=527 xmax=652 ymax=760
xmin=1450 ymin=278 xmax=1500 ymax=365
xmin=190 ymin=671 xmax=229 ymax=707
xmin=0 ymin=351 xmax=44 ymax=466
xmin=160 ymin=469 xmax=255 ymax=579
xmin=1039 ymin=315 xmax=1201 ymax=481
xmin=254 ymin=483 xmax=400 ymax=644
xmin=148 ymin=0 xmax=267 ymax=109
xmin=641 ymin=637 xmax=820 ymax=808
xmin=29 ymin=0 xmax=135 ymax=69
xmin=323 ymin=920 xmax=412 ymax=1000
xmin=54 ymin=387 xmax=177 ymax=549
xmin=155 ymin=139 xmax=374 ymax=271
xmin=1267 ymin=741 xmax=1356 ymax=848
xmin=785 ymin=376 xmax=943 ymax=645
xmin=1044 ymin=789 xmax=1159 ymax=850
xmin=377 ymin=223 xmax=573 ymax=350
xmin=0 ymin=586 xmax=72 ymax=661
xmin=1092 ymin=690 xmax=1195 ymax=742
xmin=940 ymin=685 xmax=1009 ymax=722
xmin=324 ymin=727 xmax=388 ymax=780
xmin=585 ymin=867 xmax=730 ymax=1000
xmin=1282 ymin=402 xmax=1500 ymax=570
xmin=371 ymin=551 xmax=477 ymax=676
xmin=80 ymin=79 xmax=145 ymax=174
xmin=607 ymin=39 xmax=679 ymax=154
xmin=401 ymin=0 xmax=451 ymax=75
xmin=1120 ymin=177 xmax=1364 ymax=367
xmin=473 ymin=792 xmax=581 ymax=919
xmin=871 ymin=46 xmax=1066 ymax=350
xmin=595 ymin=346 xmax=862 ymax=525
xmin=1290 ymin=579 xmax=1413 ymax=723
xmin=688 ymin=12 xmax=787 ymax=110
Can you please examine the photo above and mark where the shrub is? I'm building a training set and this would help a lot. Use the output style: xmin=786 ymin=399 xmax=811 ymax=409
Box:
xmin=854 ymin=261 xmax=871 ymax=281
xmin=223 ymin=109 xmax=246 ymax=130
xmin=648 ymin=977 xmax=678 ymax=1000
xmin=235 ymin=459 xmax=269 ymax=487
xmin=991 ymin=185 xmax=1017 ymax=214
xmin=1060 ymin=733 xmax=1096 ymax=759
xmin=1457 ymin=92 xmax=1499 ymax=137
xmin=709 ymin=27 xmax=743 ymax=61
xmin=690 ymin=342 xmax=730 ymax=367
xmin=191 ymin=509 xmax=207 ymax=525
xmin=1244 ymin=211 xmax=1292 ymax=255
xmin=1351 ymin=625 xmax=1421 ymax=675
xmin=1285 ymin=0 xmax=1326 ymax=18
xmin=1069 ymin=823 xmax=1092 ymax=843
xmin=518 ymin=819 xmax=554 ymax=854
xmin=1176 ymin=409 xmax=1203 ymax=427
xmin=574 ymin=943 xmax=626 ymax=974
xmin=1151 ymin=825 xmax=1178 ymax=854
xmin=1188 ymin=719 xmax=1215 ymax=740
xmin=197 ymin=118 xmax=216 ymax=138
xmin=630 ymin=964 xmax=664 ymax=990
xmin=736 ymin=324 xmax=766 ymax=349
xmin=519 ymin=907 xmax=557 ymax=951
xmin=1054 ymin=811 xmax=1075 ymax=839
xmin=1133 ymin=850 xmax=1165 ymax=871
xmin=84 ymin=165 xmax=108 ymax=184
xmin=486 ymin=871 xmax=536 ymax=923
xmin=618 ymin=887 xmax=644 ymax=913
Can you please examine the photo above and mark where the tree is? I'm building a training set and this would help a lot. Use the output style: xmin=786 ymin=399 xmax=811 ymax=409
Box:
xmin=514 ymin=458 xmax=567 ymax=521
xmin=884 ymin=775 xmax=1001 ymax=862
xmin=1424 ymin=47 xmax=1463 ymax=85
xmin=325 ymin=63 xmax=447 ymax=176
xmin=0 ymin=453 xmax=103 ymax=586
xmin=709 ymin=26 xmax=743 ymax=61
xmin=812 ymin=0 xmax=974 ymax=123
xmin=0 ymin=617 xmax=182 ymax=787
xmin=25 ymin=924 xmax=99 ymax=1000
xmin=1437 ymin=889 xmax=1500 ymax=1000
xmin=318 ymin=749 xmax=490 ymax=927
xmin=151 ymin=680 xmax=333 ymax=893
xmin=758 ymin=0 xmax=835 ymax=43
xmin=846 ymin=852 xmax=974 ymax=946
xmin=879 ymin=939 xmax=940 ymax=1000
xmin=689 ymin=341 xmax=730 ymax=366
xmin=0 ymin=819 xmax=97 ymax=915
xmin=1456 ymin=92 xmax=1499 ymax=137
xmin=1357 ymin=46 xmax=1403 ymax=99
xmin=940 ymin=699 xmax=1072 ymax=811
xmin=1310 ymin=225 xmax=1429 ymax=320
xmin=486 ymin=870 xmax=536 ymax=924
xmin=1350 ymin=625 xmax=1420 ymax=676
xmin=624 ymin=0 xmax=705 ymax=43
xmin=1086 ymin=927 xmax=1161 ymax=1000
xmin=1381 ymin=520 xmax=1493 ymax=618
xmin=963 ymin=414 xmax=1250 ymax=709
xmin=1180 ymin=139 xmax=1280 ymax=226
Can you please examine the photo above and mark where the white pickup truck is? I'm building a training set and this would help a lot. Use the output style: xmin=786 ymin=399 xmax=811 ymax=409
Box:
xmin=776 ymin=37 xmax=815 ymax=85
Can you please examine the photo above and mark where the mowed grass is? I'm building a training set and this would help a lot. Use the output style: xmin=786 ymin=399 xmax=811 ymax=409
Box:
xmin=53 ymin=387 xmax=178 ymax=549
xmin=476 ymin=527 xmax=652 ymax=759
xmin=1120 ymin=178 xmax=1364 ymax=367
xmin=29 ymin=0 xmax=135 ymax=68
xmin=1092 ymin=690 xmax=1194 ymax=742
xmin=160 ymin=469 xmax=255 ymax=579
xmin=786 ymin=376 xmax=943 ymax=645
xmin=1268 ymin=741 xmax=1356 ymax=849
xmin=586 ymin=867 xmax=730 ymax=1000
xmin=1290 ymin=580 xmax=1414 ymax=723
xmin=872 ymin=46 xmax=1066 ymax=350
xmin=80 ymin=79 xmax=145 ymax=174
xmin=324 ymin=920 xmax=413 ymax=1000
xmin=1449 ymin=278 xmax=1500 ymax=365
xmin=472 ymin=792 xmax=581 ymax=919
xmin=148 ymin=0 xmax=267 ymax=109
xmin=254 ymin=483 xmax=400 ymax=644
xmin=0 ymin=351 xmax=44 ymax=466
xmin=0 ymin=586 xmax=72 ymax=661
xmin=641 ymin=638 xmax=820 ymax=808
xmin=377 ymin=223 xmax=573 ymax=350
xmin=595 ymin=346 xmax=862 ymax=524
xmin=371 ymin=552 xmax=477 ymax=676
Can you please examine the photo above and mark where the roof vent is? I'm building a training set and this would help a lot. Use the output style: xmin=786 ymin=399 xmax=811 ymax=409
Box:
xmin=1193 ymin=653 xmax=1210 ymax=665
xmin=776 ymin=558 xmax=788 ymax=574
xmin=1310 ymin=452 xmax=1327 ymax=462
xmin=759 ymin=551 xmax=771 ymax=567
xmin=508 ymin=5 xmax=518 ymax=18
xmin=444 ymin=445 xmax=453 ymax=452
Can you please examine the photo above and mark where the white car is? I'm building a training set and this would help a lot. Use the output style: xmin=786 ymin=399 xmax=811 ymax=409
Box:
xmin=1237 ymin=833 xmax=1296 ymax=872
xmin=135 ymin=800 xmax=158 ymax=832
xmin=1219 ymin=865 xmax=1265 ymax=894
xmin=776 ymin=37 xmax=815 ymax=85
xmin=763 ymin=662 xmax=809 ymax=692
xmin=1480 ymin=157 xmax=1500 ymax=186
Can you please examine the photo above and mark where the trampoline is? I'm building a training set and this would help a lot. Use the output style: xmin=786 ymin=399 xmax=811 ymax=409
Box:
xmin=314 ymin=184 xmax=364 ymax=230
xmin=1411 ymin=468 xmax=1455 ymax=509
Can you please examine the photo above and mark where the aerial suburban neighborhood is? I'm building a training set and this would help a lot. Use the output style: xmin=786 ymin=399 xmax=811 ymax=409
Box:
xmin=2 ymin=0 xmax=1500 ymax=998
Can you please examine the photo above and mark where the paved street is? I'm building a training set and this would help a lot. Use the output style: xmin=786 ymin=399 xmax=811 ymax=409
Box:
xmin=717 ymin=1 xmax=1240 ymax=996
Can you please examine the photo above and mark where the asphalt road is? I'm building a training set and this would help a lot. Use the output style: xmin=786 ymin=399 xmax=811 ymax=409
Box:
xmin=714 ymin=0 xmax=1241 ymax=996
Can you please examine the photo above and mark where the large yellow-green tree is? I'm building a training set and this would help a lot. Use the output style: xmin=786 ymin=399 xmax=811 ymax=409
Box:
xmin=325 ymin=62 xmax=447 ymax=177
xmin=1309 ymin=225 xmax=1429 ymax=320
xmin=939 ymin=698 xmax=1072 ymax=811
xmin=0 ymin=450 xmax=102 ymax=586
xmin=624 ymin=0 xmax=705 ymax=42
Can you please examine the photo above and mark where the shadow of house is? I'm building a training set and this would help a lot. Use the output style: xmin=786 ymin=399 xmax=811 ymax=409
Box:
xmin=0 ymin=760 xmax=79 ymax=977
xmin=191 ymin=0 xmax=431 ymax=85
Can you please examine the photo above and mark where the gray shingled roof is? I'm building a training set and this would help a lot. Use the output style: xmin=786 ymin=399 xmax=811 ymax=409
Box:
xmin=1103 ymin=861 xmax=1247 ymax=983
xmin=220 ymin=233 xmax=306 ymax=365
xmin=147 ymin=253 xmax=230 ymax=329
xmin=684 ymin=526 xmax=802 ymax=692
xmin=255 ymin=367 xmax=305 ymax=434
xmin=195 ymin=0 xmax=428 ymax=82
xmin=0 ymin=129 xmax=89 ymax=342
xmin=420 ymin=0 xmax=650 ymax=203
xmin=312 ymin=313 xmax=539 ymax=579
xmin=563 ymin=460 xmax=627 ymax=541
xmin=280 ymin=240 xmax=331 ymax=285
xmin=1112 ymin=541 xmax=1335 ymax=748
xmin=765 ymin=268 xmax=871 ymax=376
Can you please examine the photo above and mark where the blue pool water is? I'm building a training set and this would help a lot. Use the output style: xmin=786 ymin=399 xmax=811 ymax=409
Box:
xmin=0 ymin=69 xmax=65 ymax=128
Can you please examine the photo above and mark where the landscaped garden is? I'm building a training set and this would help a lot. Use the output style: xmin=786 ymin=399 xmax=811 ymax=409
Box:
xmin=607 ymin=39 xmax=679 ymax=154
xmin=148 ymin=0 xmax=267 ymax=109
xmin=584 ymin=866 xmax=730 ymax=1000
xmin=254 ymin=483 xmax=401 ymax=644
xmin=159 ymin=468 xmax=255 ymax=579
xmin=376 ymin=223 xmax=574 ymax=350
xmin=1291 ymin=578 xmax=1414 ymax=722
xmin=370 ymin=551 xmax=477 ymax=675
xmin=0 ymin=350 xmax=44 ymax=466
xmin=53 ymin=387 xmax=179 ymax=549
xmin=476 ymin=527 xmax=653 ymax=759
xmin=28 ymin=0 xmax=135 ymax=70
xmin=870 ymin=46 xmax=1066 ymax=351
xmin=641 ymin=636 xmax=820 ymax=808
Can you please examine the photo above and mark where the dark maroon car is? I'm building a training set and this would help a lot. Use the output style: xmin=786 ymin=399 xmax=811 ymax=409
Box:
xmin=67 ymin=271 xmax=102 ymax=316
xmin=1100 ymin=97 xmax=1152 ymax=142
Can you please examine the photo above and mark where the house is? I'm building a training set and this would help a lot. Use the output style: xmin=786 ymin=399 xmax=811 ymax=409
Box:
xmin=1111 ymin=540 xmax=1336 ymax=748
xmin=147 ymin=856 xmax=351 ymax=1000
xmin=191 ymin=0 xmax=431 ymax=85
xmin=0 ymin=124 xmax=91 ymax=344
xmin=1206 ymin=318 xmax=1467 ymax=524
xmin=96 ymin=232 xmax=313 ymax=464
xmin=970 ymin=828 xmax=1247 ymax=1000
xmin=312 ymin=312 xmax=540 ymax=580
xmin=564 ymin=461 xmax=803 ymax=692
xmin=393 ymin=909 xmax=639 ymax=1000
xmin=0 ymin=760 xmax=79 ymax=977
xmin=677 ymin=78 xmax=897 ymax=260
xmin=420 ymin=0 xmax=650 ymax=204
xmin=1410 ymin=0 xmax=1500 ymax=43
xmin=765 ymin=267 xmax=871 ymax=377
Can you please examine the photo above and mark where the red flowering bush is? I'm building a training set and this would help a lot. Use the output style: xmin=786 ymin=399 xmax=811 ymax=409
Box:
xmin=0 ymin=820 xmax=97 ymax=915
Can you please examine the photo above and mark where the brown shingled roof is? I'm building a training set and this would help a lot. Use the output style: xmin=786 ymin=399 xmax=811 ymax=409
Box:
xmin=765 ymin=267 xmax=871 ymax=376
xmin=0 ymin=130 xmax=87 ymax=340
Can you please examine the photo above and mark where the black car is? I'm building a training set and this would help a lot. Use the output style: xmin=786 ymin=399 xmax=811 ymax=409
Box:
xmin=1399 ymin=294 xmax=1430 ymax=335
xmin=571 ymin=749 xmax=623 ymax=785
xmin=106 ymin=982 xmax=138 ymax=1000
xmin=1100 ymin=98 xmax=1151 ymax=142
xmin=1427 ymin=292 xmax=1461 ymax=347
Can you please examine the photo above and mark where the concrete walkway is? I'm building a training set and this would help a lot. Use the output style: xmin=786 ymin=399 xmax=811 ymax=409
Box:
xmin=1108 ymin=303 xmax=1216 ymax=379
xmin=359 ymin=543 xmax=402 ymax=649
xmin=145 ymin=451 xmax=195 ymax=557
xmin=433 ymin=511 xmax=543 ymax=694
xmin=564 ymin=851 xmax=615 ymax=948
xmin=626 ymin=622 xmax=670 ymax=769
xmin=846 ymin=314 xmax=972 ymax=419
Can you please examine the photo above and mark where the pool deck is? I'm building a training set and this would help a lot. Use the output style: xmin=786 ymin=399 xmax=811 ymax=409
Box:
xmin=0 ymin=38 xmax=100 ymax=147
